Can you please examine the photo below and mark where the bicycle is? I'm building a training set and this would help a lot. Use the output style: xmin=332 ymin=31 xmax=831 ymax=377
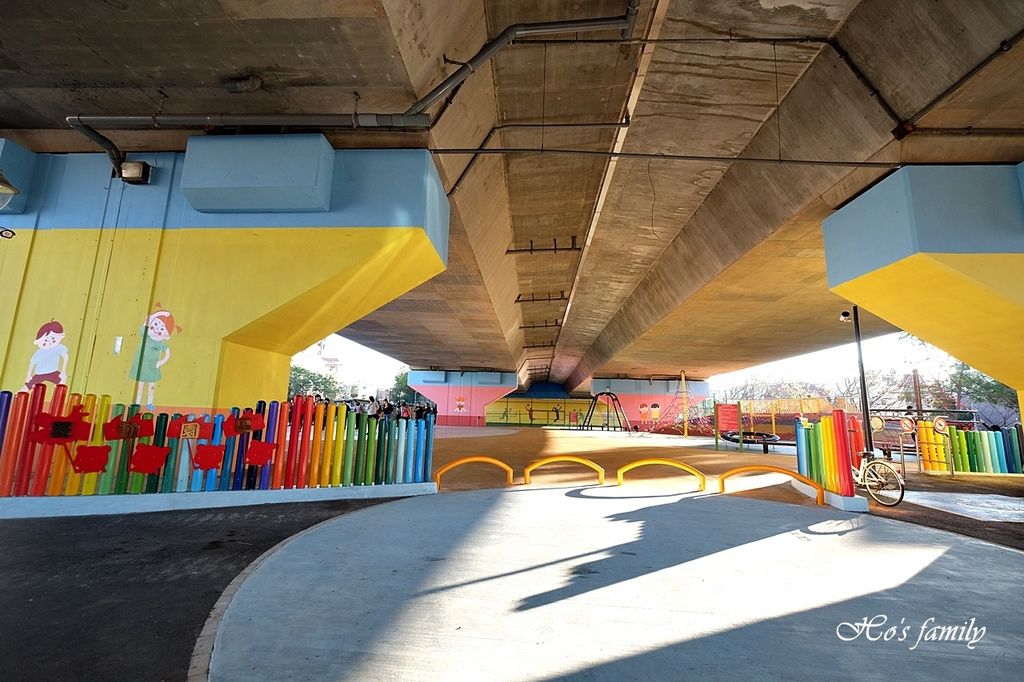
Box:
xmin=851 ymin=453 xmax=905 ymax=506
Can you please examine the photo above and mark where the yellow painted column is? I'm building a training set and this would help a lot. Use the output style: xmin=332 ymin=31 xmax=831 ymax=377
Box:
xmin=2 ymin=226 xmax=445 ymax=411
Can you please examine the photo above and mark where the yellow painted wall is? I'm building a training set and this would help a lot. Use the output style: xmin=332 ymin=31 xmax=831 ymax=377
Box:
xmin=1 ymin=226 xmax=444 ymax=409
xmin=486 ymin=397 xmax=606 ymax=426
xmin=833 ymin=251 xmax=1024 ymax=389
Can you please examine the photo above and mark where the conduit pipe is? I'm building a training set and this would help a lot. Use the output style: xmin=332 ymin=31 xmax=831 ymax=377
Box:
xmin=404 ymin=15 xmax=632 ymax=116
xmin=65 ymin=4 xmax=638 ymax=173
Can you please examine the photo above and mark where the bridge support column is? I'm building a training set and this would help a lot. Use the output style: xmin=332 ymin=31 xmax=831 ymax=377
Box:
xmin=824 ymin=165 xmax=1024 ymax=402
xmin=0 ymin=137 xmax=449 ymax=411
xmin=408 ymin=371 xmax=517 ymax=427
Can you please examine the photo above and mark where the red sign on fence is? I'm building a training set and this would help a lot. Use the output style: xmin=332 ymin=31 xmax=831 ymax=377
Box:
xmin=716 ymin=403 xmax=740 ymax=432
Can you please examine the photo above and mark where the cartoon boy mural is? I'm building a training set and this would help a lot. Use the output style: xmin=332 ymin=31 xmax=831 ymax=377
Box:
xmin=129 ymin=305 xmax=181 ymax=408
xmin=24 ymin=320 xmax=70 ymax=389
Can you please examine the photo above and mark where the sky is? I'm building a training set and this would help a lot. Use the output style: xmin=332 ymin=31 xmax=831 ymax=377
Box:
xmin=293 ymin=331 xmax=958 ymax=397
xmin=292 ymin=334 xmax=408 ymax=395
xmin=706 ymin=332 xmax=955 ymax=394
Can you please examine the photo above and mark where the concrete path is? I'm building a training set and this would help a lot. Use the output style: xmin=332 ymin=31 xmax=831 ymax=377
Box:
xmin=209 ymin=486 xmax=1023 ymax=681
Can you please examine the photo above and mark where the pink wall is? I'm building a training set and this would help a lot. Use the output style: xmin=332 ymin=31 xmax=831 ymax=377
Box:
xmin=409 ymin=374 xmax=516 ymax=427
xmin=591 ymin=378 xmax=711 ymax=430
xmin=612 ymin=393 xmax=706 ymax=428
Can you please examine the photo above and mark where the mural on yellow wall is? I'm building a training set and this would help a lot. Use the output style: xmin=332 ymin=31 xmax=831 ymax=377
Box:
xmin=129 ymin=305 xmax=182 ymax=408
xmin=24 ymin=320 xmax=69 ymax=390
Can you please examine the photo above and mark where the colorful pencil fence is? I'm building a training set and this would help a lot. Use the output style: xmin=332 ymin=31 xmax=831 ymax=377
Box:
xmin=0 ymin=385 xmax=435 ymax=498
xmin=938 ymin=422 xmax=1023 ymax=474
xmin=796 ymin=412 xmax=1024 ymax=482
xmin=794 ymin=410 xmax=861 ymax=497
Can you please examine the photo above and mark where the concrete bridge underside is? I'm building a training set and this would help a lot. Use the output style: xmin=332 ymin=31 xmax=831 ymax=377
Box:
xmin=3 ymin=0 xmax=1022 ymax=389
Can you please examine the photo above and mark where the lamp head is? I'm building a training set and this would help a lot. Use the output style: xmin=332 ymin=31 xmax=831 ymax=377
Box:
xmin=0 ymin=169 xmax=19 ymax=211
xmin=839 ymin=310 xmax=852 ymax=323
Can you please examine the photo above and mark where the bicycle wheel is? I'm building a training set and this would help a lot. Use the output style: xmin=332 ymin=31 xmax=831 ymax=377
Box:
xmin=863 ymin=460 xmax=904 ymax=506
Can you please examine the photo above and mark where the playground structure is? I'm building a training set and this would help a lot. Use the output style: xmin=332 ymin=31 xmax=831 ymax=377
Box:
xmin=581 ymin=392 xmax=631 ymax=431
xmin=483 ymin=391 xmax=632 ymax=431
xmin=485 ymin=396 xmax=598 ymax=427
xmin=0 ymin=384 xmax=437 ymax=499
xmin=678 ymin=397 xmax=855 ymax=439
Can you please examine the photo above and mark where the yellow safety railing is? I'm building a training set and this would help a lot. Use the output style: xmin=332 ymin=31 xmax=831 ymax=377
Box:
xmin=717 ymin=465 xmax=825 ymax=505
xmin=616 ymin=458 xmax=706 ymax=491
xmin=524 ymin=456 xmax=605 ymax=485
xmin=432 ymin=456 xmax=514 ymax=490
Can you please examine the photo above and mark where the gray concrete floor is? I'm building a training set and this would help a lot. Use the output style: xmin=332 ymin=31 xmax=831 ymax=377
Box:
xmin=210 ymin=486 xmax=1024 ymax=681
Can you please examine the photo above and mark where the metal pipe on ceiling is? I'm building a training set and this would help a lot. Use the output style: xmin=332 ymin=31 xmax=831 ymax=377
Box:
xmin=65 ymin=4 xmax=639 ymax=171
xmin=446 ymin=120 xmax=629 ymax=197
xmin=622 ymin=0 xmax=641 ymax=39
xmin=68 ymin=112 xmax=431 ymax=130
xmin=514 ymin=36 xmax=829 ymax=45
xmin=431 ymin=146 xmax=905 ymax=169
xmin=891 ymin=24 xmax=1024 ymax=139
xmin=404 ymin=13 xmax=632 ymax=116
xmin=67 ymin=116 xmax=126 ymax=173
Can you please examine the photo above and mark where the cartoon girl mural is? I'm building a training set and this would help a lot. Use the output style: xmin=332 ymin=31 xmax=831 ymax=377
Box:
xmin=638 ymin=402 xmax=650 ymax=424
xmin=24 ymin=320 xmax=70 ymax=389
xmin=651 ymin=402 xmax=661 ymax=421
xmin=454 ymin=395 xmax=467 ymax=413
xmin=129 ymin=305 xmax=181 ymax=408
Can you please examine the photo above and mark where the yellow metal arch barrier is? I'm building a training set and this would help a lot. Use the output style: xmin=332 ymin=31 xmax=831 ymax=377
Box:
xmin=616 ymin=458 xmax=707 ymax=490
xmin=717 ymin=465 xmax=825 ymax=505
xmin=433 ymin=456 xmax=515 ymax=490
xmin=524 ymin=456 xmax=606 ymax=485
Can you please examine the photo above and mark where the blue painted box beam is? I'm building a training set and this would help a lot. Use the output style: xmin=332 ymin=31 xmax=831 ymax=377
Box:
xmin=180 ymin=134 xmax=335 ymax=213
xmin=0 ymin=138 xmax=37 ymax=214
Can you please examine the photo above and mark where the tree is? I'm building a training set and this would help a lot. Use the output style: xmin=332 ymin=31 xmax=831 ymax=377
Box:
xmin=388 ymin=371 xmax=432 ymax=406
xmin=288 ymin=365 xmax=342 ymax=400
xmin=940 ymin=362 xmax=1019 ymax=426
xmin=832 ymin=370 xmax=912 ymax=411
xmin=390 ymin=371 xmax=414 ymax=403
xmin=717 ymin=378 xmax=830 ymax=402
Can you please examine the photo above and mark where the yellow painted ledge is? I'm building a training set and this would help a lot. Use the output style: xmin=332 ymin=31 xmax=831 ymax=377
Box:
xmin=833 ymin=251 xmax=1024 ymax=389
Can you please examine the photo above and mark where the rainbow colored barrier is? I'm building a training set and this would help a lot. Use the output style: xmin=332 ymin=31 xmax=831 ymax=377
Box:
xmin=0 ymin=385 xmax=435 ymax=498
xmin=794 ymin=410 xmax=859 ymax=497
xmin=942 ymin=423 xmax=1023 ymax=475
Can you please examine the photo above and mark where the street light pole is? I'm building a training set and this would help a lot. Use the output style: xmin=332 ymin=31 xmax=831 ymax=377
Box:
xmin=852 ymin=305 xmax=873 ymax=452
